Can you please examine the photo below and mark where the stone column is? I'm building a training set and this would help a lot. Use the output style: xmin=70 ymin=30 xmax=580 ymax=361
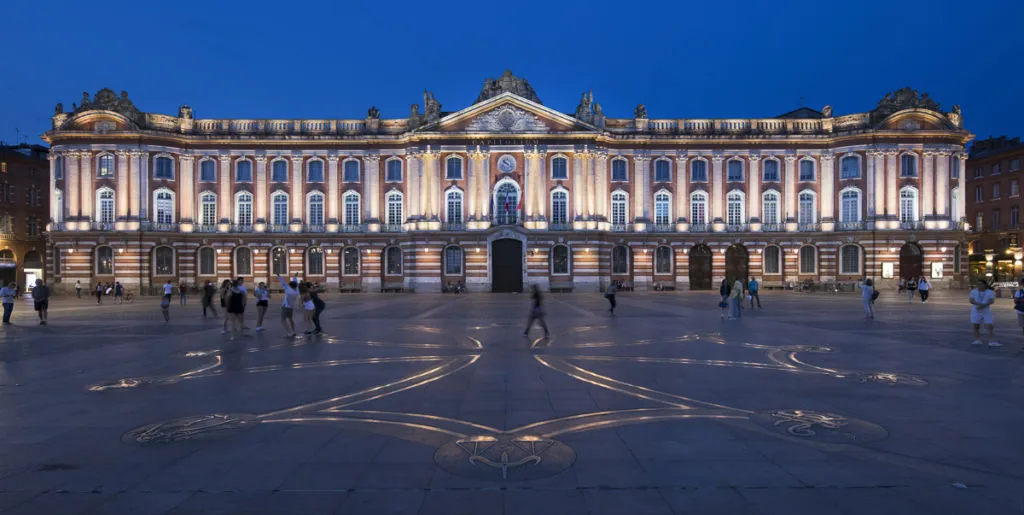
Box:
xmin=871 ymin=150 xmax=886 ymax=220
xmin=255 ymin=154 xmax=268 ymax=223
xmin=480 ymin=151 xmax=491 ymax=220
xmin=466 ymin=148 xmax=477 ymax=220
xmin=116 ymin=150 xmax=130 ymax=219
xmin=748 ymin=154 xmax=761 ymax=225
xmin=420 ymin=150 xmax=440 ymax=219
xmin=80 ymin=151 xmax=93 ymax=220
xmin=573 ymin=151 xmax=585 ymax=219
xmin=527 ymin=149 xmax=545 ymax=219
xmin=48 ymin=153 xmax=58 ymax=222
xmin=635 ymin=152 xmax=651 ymax=220
xmin=290 ymin=154 xmax=304 ymax=223
xmin=468 ymin=149 xmax=486 ymax=220
xmin=364 ymin=153 xmax=381 ymax=223
xmin=128 ymin=151 xmax=141 ymax=218
xmin=219 ymin=154 xmax=231 ymax=223
xmin=675 ymin=154 xmax=688 ymax=223
xmin=935 ymin=152 xmax=949 ymax=218
xmin=957 ymin=154 xmax=967 ymax=222
xmin=711 ymin=153 xmax=725 ymax=223
xmin=67 ymin=151 xmax=80 ymax=218
xmin=594 ymin=149 xmax=608 ymax=220
xmin=783 ymin=155 xmax=797 ymax=222
xmin=138 ymin=152 xmax=149 ymax=220
xmin=179 ymin=154 xmax=194 ymax=222
xmin=326 ymin=153 xmax=339 ymax=223
xmin=819 ymin=151 xmax=835 ymax=229
xmin=586 ymin=151 xmax=597 ymax=218
xmin=922 ymin=151 xmax=935 ymax=219
xmin=885 ymin=150 xmax=898 ymax=218
xmin=406 ymin=151 xmax=421 ymax=220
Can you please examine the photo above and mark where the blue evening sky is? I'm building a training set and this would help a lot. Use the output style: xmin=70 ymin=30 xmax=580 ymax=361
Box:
xmin=2 ymin=0 xmax=1021 ymax=146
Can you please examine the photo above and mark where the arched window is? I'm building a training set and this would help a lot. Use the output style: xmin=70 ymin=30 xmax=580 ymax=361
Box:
xmin=493 ymin=181 xmax=519 ymax=225
xmin=691 ymin=159 xmax=708 ymax=182
xmin=799 ymin=159 xmax=816 ymax=181
xmin=199 ymin=159 xmax=216 ymax=182
xmin=763 ymin=159 xmax=780 ymax=182
xmin=799 ymin=246 xmax=817 ymax=274
xmin=307 ymin=247 xmax=324 ymax=275
xmin=97 ymin=154 xmax=115 ymax=178
xmin=726 ymin=191 xmax=745 ymax=225
xmin=343 ymin=247 xmax=360 ymax=276
xmin=900 ymin=153 xmax=918 ymax=177
xmin=840 ymin=188 xmax=861 ymax=223
xmin=386 ymin=159 xmax=403 ymax=182
xmin=763 ymin=245 xmax=781 ymax=274
xmin=272 ymin=191 xmax=289 ymax=226
xmin=690 ymin=191 xmax=707 ymax=225
xmin=387 ymin=191 xmax=403 ymax=225
xmin=654 ymin=159 xmax=671 ymax=182
xmin=154 ymin=189 xmax=174 ymax=224
xmin=551 ymin=245 xmax=570 ymax=275
xmin=762 ymin=190 xmax=780 ymax=225
xmin=235 ymin=159 xmax=252 ymax=182
xmin=655 ymin=246 xmax=672 ymax=274
xmin=727 ymin=159 xmax=744 ymax=182
xmin=900 ymin=187 xmax=919 ymax=223
xmin=343 ymin=191 xmax=361 ymax=225
xmin=446 ymin=189 xmax=463 ymax=225
xmin=385 ymin=247 xmax=402 ymax=275
xmin=200 ymin=192 xmax=217 ymax=226
xmin=551 ymin=157 xmax=568 ymax=180
xmin=839 ymin=245 xmax=861 ymax=275
xmin=343 ymin=160 xmax=360 ymax=182
xmin=654 ymin=191 xmax=671 ymax=225
xmin=235 ymin=192 xmax=253 ymax=226
xmin=154 ymin=156 xmax=174 ymax=179
xmin=444 ymin=246 xmax=463 ymax=275
xmin=271 ymin=246 xmax=288 ymax=275
xmin=96 ymin=188 xmax=114 ymax=223
xmin=54 ymin=190 xmax=64 ymax=223
xmin=611 ymin=245 xmax=629 ymax=274
xmin=271 ymin=159 xmax=288 ymax=182
xmin=95 ymin=246 xmax=113 ymax=275
xmin=446 ymin=156 xmax=463 ymax=180
xmin=840 ymin=155 xmax=860 ymax=179
xmin=154 ymin=246 xmax=174 ymax=275
xmin=798 ymin=191 xmax=816 ymax=225
xmin=611 ymin=159 xmax=628 ymax=181
xmin=307 ymin=193 xmax=325 ymax=226
xmin=198 ymin=247 xmax=216 ymax=275
xmin=551 ymin=189 xmax=568 ymax=225
xmin=307 ymin=160 xmax=324 ymax=182
xmin=234 ymin=247 xmax=252 ymax=276
xmin=611 ymin=191 xmax=628 ymax=225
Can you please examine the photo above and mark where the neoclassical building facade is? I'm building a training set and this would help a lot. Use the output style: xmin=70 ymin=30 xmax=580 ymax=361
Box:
xmin=43 ymin=73 xmax=972 ymax=293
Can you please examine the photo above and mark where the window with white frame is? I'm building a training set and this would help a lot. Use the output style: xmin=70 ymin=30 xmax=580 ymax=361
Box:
xmin=840 ymin=155 xmax=860 ymax=179
xmin=444 ymin=246 xmax=463 ymax=275
xmin=97 ymin=188 xmax=114 ymax=223
xmin=95 ymin=246 xmax=113 ymax=275
xmin=385 ymin=247 xmax=402 ymax=275
xmin=839 ymin=245 xmax=861 ymax=275
xmin=654 ymin=191 xmax=671 ymax=225
xmin=840 ymin=188 xmax=861 ymax=222
xmin=387 ymin=191 xmax=403 ymax=225
xmin=97 ymin=154 xmax=115 ymax=178
xmin=272 ymin=192 xmax=289 ymax=225
xmin=654 ymin=160 xmax=671 ymax=182
xmin=611 ymin=245 xmax=629 ymax=274
xmin=951 ymin=188 xmax=959 ymax=219
xmin=307 ymin=160 xmax=324 ymax=182
xmin=1011 ymin=179 xmax=1019 ymax=197
xmin=727 ymin=160 xmax=744 ymax=182
xmin=763 ymin=159 xmax=779 ymax=181
xmin=611 ymin=159 xmax=628 ymax=181
xmin=235 ymin=192 xmax=253 ymax=226
xmin=974 ymin=167 xmax=983 ymax=179
xmin=611 ymin=191 xmax=627 ymax=225
xmin=343 ymin=160 xmax=360 ymax=182
xmin=54 ymin=190 xmax=63 ymax=222
xmin=271 ymin=247 xmax=287 ymax=275
xmin=763 ymin=246 xmax=781 ymax=274
xmin=690 ymin=192 xmax=707 ymax=224
xmin=655 ymin=246 xmax=672 ymax=274
xmin=200 ymin=159 xmax=216 ymax=182
xmin=551 ymin=190 xmax=568 ymax=225
xmin=799 ymin=159 xmax=815 ymax=181
xmin=446 ymin=157 xmax=463 ymax=180
xmin=235 ymin=159 xmax=252 ymax=182
xmin=307 ymin=247 xmax=324 ymax=275
xmin=798 ymin=191 xmax=816 ymax=224
xmin=343 ymin=247 xmax=360 ymax=275
xmin=975 ymin=212 xmax=983 ymax=231
xmin=900 ymin=154 xmax=918 ymax=177
xmin=271 ymin=160 xmax=288 ymax=182
xmin=446 ymin=190 xmax=463 ymax=224
xmin=799 ymin=246 xmax=816 ymax=274
xmin=762 ymin=191 xmax=780 ymax=225
xmin=551 ymin=157 xmax=568 ymax=180
xmin=975 ymin=185 xmax=983 ymax=202
xmin=307 ymin=193 xmax=324 ymax=226
xmin=1011 ymin=158 xmax=1021 ymax=172
xmin=691 ymin=160 xmax=708 ymax=182
xmin=344 ymin=192 xmax=360 ymax=225
xmin=234 ymin=247 xmax=252 ymax=276
xmin=198 ymin=247 xmax=216 ymax=275
xmin=900 ymin=187 xmax=919 ymax=222
xmin=992 ymin=182 xmax=1001 ymax=199
xmin=386 ymin=159 xmax=403 ymax=182
xmin=154 ymin=190 xmax=174 ymax=224
xmin=154 ymin=246 xmax=174 ymax=275
xmin=154 ymin=156 xmax=174 ymax=179
xmin=551 ymin=245 xmax=570 ymax=275
xmin=726 ymin=191 xmax=745 ymax=225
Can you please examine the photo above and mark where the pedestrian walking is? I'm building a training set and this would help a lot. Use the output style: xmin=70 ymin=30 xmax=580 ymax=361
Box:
xmin=162 ymin=280 xmax=173 ymax=303
xmin=299 ymin=282 xmax=316 ymax=335
xmin=719 ymin=279 xmax=732 ymax=319
xmin=95 ymin=283 xmax=104 ymax=304
xmin=254 ymin=282 xmax=269 ymax=331
xmin=1013 ymin=278 xmax=1024 ymax=345
xmin=234 ymin=278 xmax=249 ymax=332
xmin=277 ymin=275 xmax=299 ymax=338
xmin=31 ymin=279 xmax=49 ymax=326
xmin=114 ymin=281 xmax=124 ymax=304
xmin=225 ymin=279 xmax=246 ymax=339
xmin=523 ymin=285 xmax=550 ymax=338
xmin=202 ymin=281 xmax=218 ymax=318
xmin=747 ymin=277 xmax=761 ymax=309
xmin=604 ymin=280 xmax=617 ymax=315
xmin=159 ymin=295 xmax=171 ymax=323
xmin=75 ymin=280 xmax=82 ymax=299
xmin=1 ymin=282 xmax=17 ymax=324
xmin=219 ymin=279 xmax=232 ymax=334
xmin=730 ymin=279 xmax=744 ymax=319
xmin=918 ymin=276 xmax=931 ymax=303
xmin=859 ymin=278 xmax=877 ymax=319
xmin=969 ymin=279 xmax=999 ymax=347
xmin=178 ymin=282 xmax=187 ymax=306
xmin=897 ymin=278 xmax=906 ymax=295
xmin=906 ymin=277 xmax=918 ymax=303
xmin=310 ymin=283 xmax=325 ymax=335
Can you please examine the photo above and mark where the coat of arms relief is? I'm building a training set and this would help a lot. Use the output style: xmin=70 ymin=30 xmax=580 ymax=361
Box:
xmin=466 ymin=105 xmax=549 ymax=133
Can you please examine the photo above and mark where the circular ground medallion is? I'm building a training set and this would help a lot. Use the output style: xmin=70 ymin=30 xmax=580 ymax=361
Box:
xmin=435 ymin=434 xmax=576 ymax=481
xmin=122 ymin=413 xmax=258 ymax=445
xmin=752 ymin=409 xmax=887 ymax=445
xmin=856 ymin=372 xmax=928 ymax=387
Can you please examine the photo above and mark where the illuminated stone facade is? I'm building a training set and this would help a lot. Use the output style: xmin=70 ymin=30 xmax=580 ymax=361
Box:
xmin=43 ymin=74 xmax=972 ymax=293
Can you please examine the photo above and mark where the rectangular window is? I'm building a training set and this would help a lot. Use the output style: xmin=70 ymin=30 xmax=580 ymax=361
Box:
xmin=727 ymin=161 xmax=743 ymax=182
xmin=763 ymin=160 xmax=779 ymax=182
xmin=654 ymin=198 xmax=670 ymax=225
xmin=975 ymin=185 xmax=983 ymax=202
xmin=993 ymin=164 xmax=1001 ymax=175
xmin=974 ymin=167 xmax=983 ymax=179
xmin=654 ymin=160 xmax=671 ymax=182
xmin=690 ymin=199 xmax=706 ymax=225
xmin=612 ymin=160 xmax=628 ymax=181
xmin=798 ymin=195 xmax=815 ymax=224
xmin=1011 ymin=206 xmax=1019 ymax=227
xmin=551 ymin=193 xmax=567 ymax=225
xmin=993 ymin=209 xmax=1001 ymax=229
xmin=799 ymin=160 xmax=815 ymax=181
xmin=840 ymin=157 xmax=860 ymax=179
xmin=1011 ymin=180 xmax=1020 ymax=197
xmin=762 ymin=196 xmax=778 ymax=225
xmin=764 ymin=246 xmax=780 ymax=274
xmin=975 ymin=213 xmax=983 ymax=231
xmin=446 ymin=158 xmax=463 ymax=180
xmin=992 ymin=183 xmax=1001 ymax=199
xmin=1011 ymin=159 xmax=1021 ymax=172
xmin=444 ymin=247 xmax=462 ymax=275
xmin=308 ymin=197 xmax=324 ymax=226
xmin=900 ymin=155 xmax=917 ymax=177
xmin=950 ymin=159 xmax=960 ymax=178
xmin=237 ymin=199 xmax=252 ymax=226
xmin=611 ymin=198 xmax=627 ymax=225
xmin=691 ymin=161 xmax=707 ymax=182
xmin=343 ymin=161 xmax=359 ymax=182
xmin=551 ymin=158 xmax=568 ymax=180
xmin=386 ymin=160 xmax=403 ymax=182
xmin=344 ymin=196 xmax=360 ymax=225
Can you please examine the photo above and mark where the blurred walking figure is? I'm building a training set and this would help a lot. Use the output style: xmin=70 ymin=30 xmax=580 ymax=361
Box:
xmin=906 ymin=277 xmax=918 ymax=303
xmin=159 ymin=295 xmax=171 ymax=323
xmin=95 ymin=283 xmax=104 ymax=304
xmin=75 ymin=280 xmax=82 ymax=298
xmin=747 ymin=277 xmax=761 ymax=309
xmin=523 ymin=285 xmax=550 ymax=339
xmin=719 ymin=279 xmax=731 ymax=319
xmin=918 ymin=276 xmax=931 ymax=303
xmin=254 ymin=282 xmax=270 ymax=331
xmin=31 ymin=279 xmax=49 ymax=325
xmin=178 ymin=282 xmax=187 ymax=306
xmin=278 ymin=275 xmax=299 ymax=339
xmin=970 ymin=280 xmax=998 ymax=347
xmin=1 ymin=282 xmax=16 ymax=324
xmin=202 ymin=281 xmax=218 ymax=318
xmin=604 ymin=280 xmax=617 ymax=315
xmin=225 ymin=279 xmax=246 ymax=339
xmin=860 ymin=278 xmax=877 ymax=319
xmin=218 ymin=279 xmax=232 ymax=334
xmin=309 ymin=282 xmax=326 ymax=335
xmin=730 ymin=279 xmax=744 ymax=319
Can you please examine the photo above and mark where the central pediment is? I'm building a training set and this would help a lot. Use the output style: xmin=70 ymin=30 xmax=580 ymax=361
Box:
xmin=425 ymin=93 xmax=600 ymax=134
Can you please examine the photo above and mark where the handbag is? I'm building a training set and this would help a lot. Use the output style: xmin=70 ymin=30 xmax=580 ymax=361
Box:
xmin=718 ymin=301 xmax=728 ymax=309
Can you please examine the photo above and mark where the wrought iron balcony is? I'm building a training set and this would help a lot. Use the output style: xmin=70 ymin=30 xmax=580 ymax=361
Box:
xmin=441 ymin=223 xmax=465 ymax=231
xmin=140 ymin=222 xmax=178 ymax=232
xmin=193 ymin=224 xmax=218 ymax=233
xmin=689 ymin=224 xmax=710 ymax=233
xmin=797 ymin=223 xmax=821 ymax=232
xmin=837 ymin=220 xmax=865 ymax=231
xmin=899 ymin=221 xmax=924 ymax=230
xmin=90 ymin=221 xmax=115 ymax=231
xmin=761 ymin=223 xmax=785 ymax=232
xmin=725 ymin=223 xmax=749 ymax=232
xmin=611 ymin=224 xmax=631 ymax=232
xmin=304 ymin=224 xmax=326 ymax=233
xmin=266 ymin=224 xmax=290 ymax=233
xmin=548 ymin=223 xmax=572 ymax=231
xmin=230 ymin=224 xmax=254 ymax=233
xmin=381 ymin=223 xmax=405 ymax=233
xmin=651 ymin=224 xmax=675 ymax=233
xmin=340 ymin=224 xmax=367 ymax=233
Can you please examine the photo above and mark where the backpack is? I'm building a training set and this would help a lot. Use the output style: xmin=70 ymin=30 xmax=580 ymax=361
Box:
xmin=871 ymin=290 xmax=880 ymax=302
xmin=1014 ymin=289 xmax=1024 ymax=312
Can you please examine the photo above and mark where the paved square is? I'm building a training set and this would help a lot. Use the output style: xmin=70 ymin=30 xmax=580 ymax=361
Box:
xmin=1 ymin=290 xmax=1022 ymax=514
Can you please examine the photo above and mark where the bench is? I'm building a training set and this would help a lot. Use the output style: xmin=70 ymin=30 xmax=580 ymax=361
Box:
xmin=381 ymin=282 xmax=405 ymax=293
xmin=652 ymin=281 xmax=675 ymax=291
xmin=549 ymin=280 xmax=573 ymax=293
xmin=617 ymin=281 xmax=635 ymax=292
xmin=339 ymin=284 xmax=362 ymax=293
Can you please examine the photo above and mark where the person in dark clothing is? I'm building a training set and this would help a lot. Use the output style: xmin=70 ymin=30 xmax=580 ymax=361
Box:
xmin=523 ymin=285 xmax=550 ymax=339
xmin=309 ymin=283 xmax=326 ymax=334
xmin=202 ymin=281 xmax=218 ymax=318
xmin=719 ymin=279 xmax=732 ymax=318
xmin=605 ymin=280 xmax=617 ymax=315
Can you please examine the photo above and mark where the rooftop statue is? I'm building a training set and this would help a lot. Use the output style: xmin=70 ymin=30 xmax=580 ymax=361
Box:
xmin=367 ymin=106 xmax=381 ymax=120
xmin=423 ymin=90 xmax=442 ymax=123
xmin=874 ymin=87 xmax=940 ymax=116
xmin=474 ymin=69 xmax=542 ymax=104
xmin=574 ymin=91 xmax=594 ymax=123
xmin=822 ymin=105 xmax=833 ymax=117
xmin=634 ymin=104 xmax=648 ymax=119
xmin=72 ymin=88 xmax=142 ymax=120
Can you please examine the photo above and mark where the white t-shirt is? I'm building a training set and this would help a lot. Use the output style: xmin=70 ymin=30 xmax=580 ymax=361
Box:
xmin=163 ymin=283 xmax=173 ymax=295
xmin=970 ymin=288 xmax=995 ymax=314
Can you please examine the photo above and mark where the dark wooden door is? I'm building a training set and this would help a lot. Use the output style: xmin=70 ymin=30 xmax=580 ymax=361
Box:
xmin=725 ymin=244 xmax=749 ymax=285
xmin=491 ymin=239 xmax=523 ymax=292
xmin=899 ymin=242 xmax=923 ymax=280
xmin=688 ymin=244 xmax=713 ymax=290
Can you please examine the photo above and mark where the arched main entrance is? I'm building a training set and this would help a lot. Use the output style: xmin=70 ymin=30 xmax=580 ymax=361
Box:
xmin=899 ymin=242 xmax=924 ymax=280
xmin=491 ymin=238 xmax=524 ymax=292
xmin=688 ymin=244 xmax=713 ymax=290
xmin=725 ymin=244 xmax=749 ymax=285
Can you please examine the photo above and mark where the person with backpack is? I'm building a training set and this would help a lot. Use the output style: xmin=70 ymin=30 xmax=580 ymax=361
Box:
xmin=918 ymin=276 xmax=931 ymax=303
xmin=906 ymin=277 xmax=918 ymax=303
xmin=860 ymin=278 xmax=877 ymax=319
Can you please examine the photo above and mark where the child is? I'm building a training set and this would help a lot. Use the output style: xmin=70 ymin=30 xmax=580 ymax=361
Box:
xmin=160 ymin=295 xmax=171 ymax=323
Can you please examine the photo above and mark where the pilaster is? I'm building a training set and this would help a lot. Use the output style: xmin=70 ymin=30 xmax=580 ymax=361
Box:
xmin=819 ymin=151 xmax=835 ymax=230
xmin=179 ymin=153 xmax=194 ymax=223
xmin=406 ymin=150 xmax=421 ymax=220
xmin=48 ymin=153 xmax=58 ymax=223
xmin=466 ymin=146 xmax=477 ymax=220
xmin=572 ymin=150 xmax=585 ymax=220
xmin=326 ymin=153 xmax=339 ymax=225
xmin=364 ymin=153 xmax=381 ymax=226
xmin=290 ymin=154 xmax=304 ymax=224
xmin=80 ymin=151 xmax=93 ymax=221
xmin=957 ymin=154 xmax=967 ymax=222
xmin=674 ymin=154 xmax=688 ymax=230
xmin=635 ymin=151 xmax=652 ymax=222
xmin=67 ymin=151 xmax=80 ymax=219
xmin=748 ymin=153 xmax=761 ymax=229
xmin=116 ymin=150 xmax=130 ymax=219
xmin=138 ymin=152 xmax=149 ymax=220
xmin=922 ymin=150 xmax=935 ymax=220
xmin=885 ymin=149 xmax=898 ymax=220
xmin=711 ymin=152 xmax=725 ymax=226
xmin=594 ymin=149 xmax=608 ymax=225
xmin=255 ymin=153 xmax=268 ymax=224
xmin=783 ymin=154 xmax=797 ymax=224
xmin=218 ymin=154 xmax=231 ymax=224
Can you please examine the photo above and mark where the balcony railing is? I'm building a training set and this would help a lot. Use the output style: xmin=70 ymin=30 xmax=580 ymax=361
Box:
xmin=900 ymin=221 xmax=924 ymax=230
xmin=761 ymin=223 xmax=785 ymax=232
xmin=304 ymin=224 xmax=326 ymax=233
xmin=548 ymin=223 xmax=572 ymax=231
xmin=266 ymin=224 xmax=290 ymax=233
xmin=140 ymin=222 xmax=178 ymax=232
xmin=90 ymin=221 xmax=115 ymax=231
xmin=837 ymin=220 xmax=865 ymax=231
xmin=797 ymin=223 xmax=821 ymax=232
xmin=193 ymin=224 xmax=218 ymax=233
xmin=689 ymin=224 xmax=710 ymax=233
xmin=381 ymin=223 xmax=405 ymax=233
xmin=441 ymin=223 xmax=465 ymax=231
xmin=230 ymin=224 xmax=254 ymax=233
xmin=611 ymin=224 xmax=631 ymax=232
xmin=651 ymin=224 xmax=675 ymax=232
xmin=725 ymin=223 xmax=749 ymax=232
xmin=340 ymin=224 xmax=366 ymax=233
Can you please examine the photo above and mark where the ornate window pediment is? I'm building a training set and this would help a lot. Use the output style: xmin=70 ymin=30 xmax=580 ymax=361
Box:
xmin=465 ymin=105 xmax=549 ymax=133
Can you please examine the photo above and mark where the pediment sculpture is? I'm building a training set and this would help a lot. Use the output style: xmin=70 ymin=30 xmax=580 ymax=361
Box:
xmin=73 ymin=88 xmax=143 ymax=121
xmin=872 ymin=87 xmax=941 ymax=120
xmin=466 ymin=105 xmax=548 ymax=133
xmin=475 ymin=69 xmax=542 ymax=105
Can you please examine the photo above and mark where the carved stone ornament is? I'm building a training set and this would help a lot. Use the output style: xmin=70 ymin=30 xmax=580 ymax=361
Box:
xmin=475 ymin=69 xmax=542 ymax=105
xmin=466 ymin=105 xmax=548 ymax=133
xmin=178 ymin=104 xmax=193 ymax=120
xmin=634 ymin=104 xmax=648 ymax=119
xmin=367 ymin=106 xmax=381 ymax=119
xmin=73 ymin=88 xmax=143 ymax=121
xmin=873 ymin=87 xmax=940 ymax=120
xmin=497 ymin=154 xmax=517 ymax=173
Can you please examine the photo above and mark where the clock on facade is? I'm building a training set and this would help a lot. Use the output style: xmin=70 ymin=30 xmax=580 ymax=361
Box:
xmin=497 ymin=154 xmax=516 ymax=173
